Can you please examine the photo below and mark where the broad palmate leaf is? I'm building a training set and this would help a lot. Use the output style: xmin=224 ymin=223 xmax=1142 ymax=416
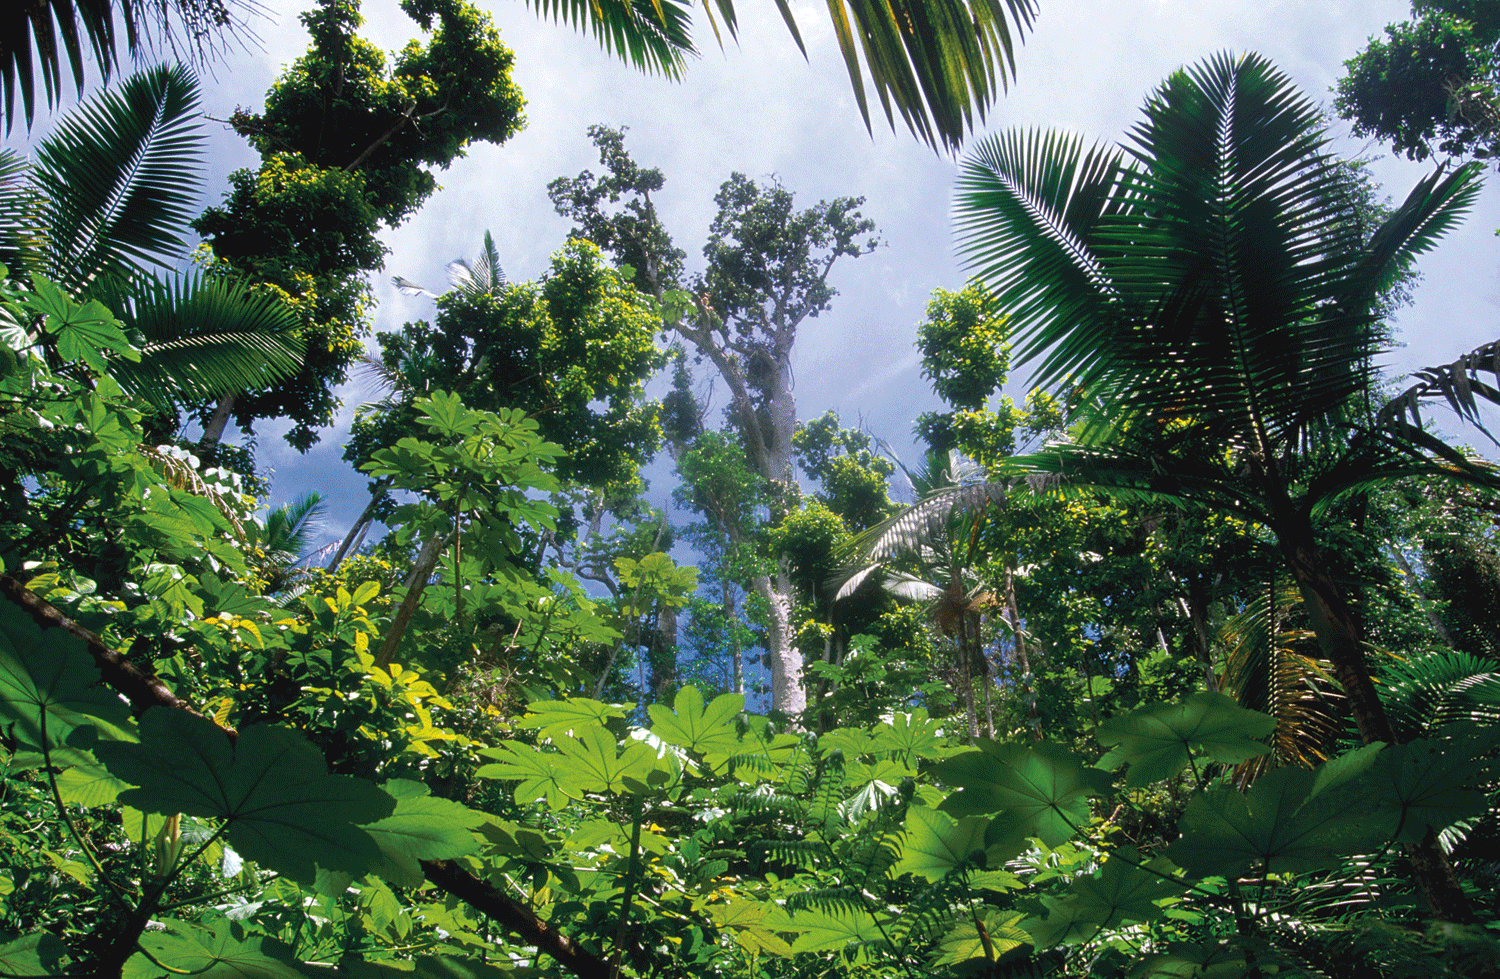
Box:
xmin=1098 ymin=692 xmax=1275 ymax=787
xmin=364 ymin=779 xmax=485 ymax=888
xmin=936 ymin=740 xmax=1112 ymax=845
xmin=1166 ymin=765 xmax=1388 ymax=878
xmin=0 ymin=597 xmax=130 ymax=749
xmin=128 ymin=919 xmax=302 ymax=979
xmin=97 ymin=709 xmax=394 ymax=884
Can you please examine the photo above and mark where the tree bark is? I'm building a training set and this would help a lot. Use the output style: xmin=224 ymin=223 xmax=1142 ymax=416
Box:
xmin=1274 ymin=505 xmax=1475 ymax=922
xmin=198 ymin=392 xmax=237 ymax=449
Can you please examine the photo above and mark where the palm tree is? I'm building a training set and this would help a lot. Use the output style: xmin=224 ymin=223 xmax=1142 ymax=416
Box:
xmin=950 ymin=50 xmax=1492 ymax=919
xmin=0 ymin=64 xmax=302 ymax=420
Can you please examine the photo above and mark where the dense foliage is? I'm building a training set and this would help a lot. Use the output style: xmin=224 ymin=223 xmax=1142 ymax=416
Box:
xmin=2 ymin=15 xmax=1500 ymax=979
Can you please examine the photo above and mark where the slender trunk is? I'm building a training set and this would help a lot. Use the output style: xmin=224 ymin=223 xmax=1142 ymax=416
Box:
xmin=328 ymin=481 xmax=389 ymax=573
xmin=198 ymin=392 xmax=237 ymax=449
xmin=375 ymin=527 xmax=453 ymax=668
xmin=726 ymin=577 xmax=743 ymax=697
xmin=1004 ymin=565 xmax=1039 ymax=739
xmin=1274 ymin=504 xmax=1474 ymax=922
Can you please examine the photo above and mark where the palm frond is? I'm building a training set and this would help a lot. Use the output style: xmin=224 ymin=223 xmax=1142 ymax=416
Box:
xmin=1381 ymin=647 xmax=1500 ymax=741
xmin=1 ymin=0 xmax=252 ymax=131
xmin=1378 ymin=335 xmax=1500 ymax=442
xmin=524 ymin=0 xmax=696 ymax=78
xmin=1220 ymin=582 xmax=1340 ymax=781
xmin=105 ymin=271 xmax=304 ymax=408
xmin=537 ymin=0 xmax=1035 ymax=152
xmin=29 ymin=63 xmax=202 ymax=290
xmin=139 ymin=442 xmax=247 ymax=538
xmin=256 ymin=491 xmax=329 ymax=561
xmin=447 ymin=230 xmax=507 ymax=297
xmin=954 ymin=128 xmax=1128 ymax=377
xmin=957 ymin=53 xmax=1481 ymax=459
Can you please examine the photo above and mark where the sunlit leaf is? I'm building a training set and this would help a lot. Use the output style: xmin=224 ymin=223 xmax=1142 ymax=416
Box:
xmin=131 ymin=919 xmax=302 ymax=979
xmin=648 ymin=685 xmax=743 ymax=755
xmin=788 ymin=908 xmax=885 ymax=953
xmin=0 ymin=932 xmax=68 ymax=977
xmin=933 ymin=908 xmax=1029 ymax=966
xmin=895 ymin=805 xmax=989 ymax=882
xmin=364 ymin=780 xmax=484 ymax=888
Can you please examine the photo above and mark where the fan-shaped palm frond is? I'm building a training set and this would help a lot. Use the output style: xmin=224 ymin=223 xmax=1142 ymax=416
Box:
xmin=538 ymin=0 xmax=1035 ymax=152
xmin=24 ymin=63 xmax=202 ymax=291
xmin=101 ymin=272 xmax=303 ymax=408
xmin=247 ymin=491 xmax=329 ymax=595
xmin=956 ymin=53 xmax=1485 ymax=455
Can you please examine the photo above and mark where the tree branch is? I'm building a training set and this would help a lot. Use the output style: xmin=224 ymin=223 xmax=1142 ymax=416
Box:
xmin=0 ymin=573 xmax=616 ymax=979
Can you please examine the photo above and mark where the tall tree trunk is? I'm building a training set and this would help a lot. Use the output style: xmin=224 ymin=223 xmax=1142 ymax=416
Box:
xmin=1275 ymin=505 xmax=1475 ymax=922
xmin=755 ymin=562 xmax=805 ymax=717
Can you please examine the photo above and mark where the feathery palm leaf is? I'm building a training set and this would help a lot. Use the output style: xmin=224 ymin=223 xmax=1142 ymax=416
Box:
xmin=0 ymin=0 xmax=248 ymax=130
xmin=524 ymin=0 xmax=696 ymax=77
xmin=538 ymin=0 xmax=1035 ymax=152
xmin=26 ymin=63 xmax=202 ymax=291
xmin=103 ymin=272 xmax=304 ymax=408
xmin=955 ymin=52 xmax=1485 ymax=455
xmin=1220 ymin=583 xmax=1340 ymax=782
xmin=1380 ymin=336 xmax=1500 ymax=444
xmin=446 ymin=230 xmax=507 ymax=298
xmin=1381 ymin=648 xmax=1500 ymax=741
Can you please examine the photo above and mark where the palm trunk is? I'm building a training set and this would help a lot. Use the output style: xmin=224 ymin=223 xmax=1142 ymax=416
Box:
xmin=1274 ymin=504 xmax=1474 ymax=922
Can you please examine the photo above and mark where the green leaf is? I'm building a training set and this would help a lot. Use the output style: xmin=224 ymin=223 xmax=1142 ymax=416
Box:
xmin=1097 ymin=692 xmax=1275 ymax=786
xmin=476 ymin=742 xmax=576 ymax=810
xmin=364 ymin=779 xmax=484 ymax=888
xmin=97 ymin=709 xmax=393 ymax=884
xmin=936 ymin=741 xmax=1112 ymax=845
xmin=895 ymin=805 xmax=991 ymax=882
xmin=1372 ymin=728 xmax=1497 ymax=843
xmin=0 ymin=932 xmax=69 ymax=977
xmin=1166 ymin=766 xmax=1391 ymax=878
xmin=706 ymin=899 xmax=795 ymax=957
xmin=0 ymin=599 xmax=131 ymax=750
xmin=648 ymin=685 xmax=743 ymax=755
xmin=131 ymin=919 xmax=302 ymax=979
xmin=337 ymin=955 xmax=523 ymax=979
xmin=933 ymin=908 xmax=1029 ymax=966
xmin=871 ymin=708 xmax=948 ymax=761
xmin=513 ymin=697 xmax=631 ymax=739
xmin=788 ymin=908 xmax=885 ymax=954
xmin=1026 ymin=847 xmax=1183 ymax=949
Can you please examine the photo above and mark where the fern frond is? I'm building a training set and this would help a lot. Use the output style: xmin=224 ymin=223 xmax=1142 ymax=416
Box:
xmin=784 ymin=885 xmax=868 ymax=916
xmin=751 ymin=839 xmax=826 ymax=870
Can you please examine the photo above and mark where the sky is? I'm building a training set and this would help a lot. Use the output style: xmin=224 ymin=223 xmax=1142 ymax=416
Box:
xmin=22 ymin=0 xmax=1500 ymax=544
